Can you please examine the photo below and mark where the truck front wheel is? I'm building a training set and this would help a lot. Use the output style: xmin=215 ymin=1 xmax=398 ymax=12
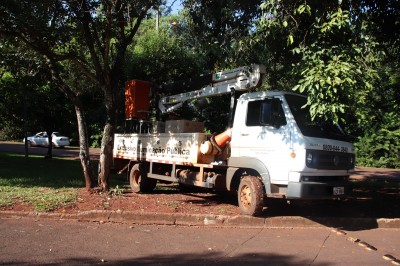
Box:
xmin=130 ymin=164 xmax=157 ymax=193
xmin=238 ymin=176 xmax=265 ymax=216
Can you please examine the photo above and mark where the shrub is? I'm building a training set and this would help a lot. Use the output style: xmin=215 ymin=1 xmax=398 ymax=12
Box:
xmin=355 ymin=112 xmax=400 ymax=168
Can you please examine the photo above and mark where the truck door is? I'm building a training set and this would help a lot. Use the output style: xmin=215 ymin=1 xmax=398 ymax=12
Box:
xmin=238 ymin=97 xmax=291 ymax=183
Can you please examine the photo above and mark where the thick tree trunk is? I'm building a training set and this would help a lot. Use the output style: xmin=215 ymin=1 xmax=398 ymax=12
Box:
xmin=97 ymin=87 xmax=116 ymax=191
xmin=74 ymin=101 xmax=96 ymax=190
xmin=98 ymin=123 xmax=114 ymax=191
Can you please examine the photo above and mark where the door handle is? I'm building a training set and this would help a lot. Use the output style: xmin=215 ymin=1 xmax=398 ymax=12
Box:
xmin=241 ymin=133 xmax=249 ymax=136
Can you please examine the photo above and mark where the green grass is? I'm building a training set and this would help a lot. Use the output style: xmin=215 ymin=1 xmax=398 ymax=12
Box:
xmin=0 ymin=152 xmax=85 ymax=211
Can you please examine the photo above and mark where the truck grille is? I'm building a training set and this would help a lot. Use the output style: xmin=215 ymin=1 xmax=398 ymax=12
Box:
xmin=306 ymin=149 xmax=355 ymax=170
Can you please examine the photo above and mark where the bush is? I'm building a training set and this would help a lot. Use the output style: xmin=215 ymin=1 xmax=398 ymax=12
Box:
xmin=355 ymin=112 xmax=400 ymax=168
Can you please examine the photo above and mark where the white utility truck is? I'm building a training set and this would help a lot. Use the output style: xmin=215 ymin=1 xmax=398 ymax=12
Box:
xmin=113 ymin=64 xmax=355 ymax=216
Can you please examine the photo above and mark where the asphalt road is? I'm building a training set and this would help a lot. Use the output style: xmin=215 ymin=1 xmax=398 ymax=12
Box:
xmin=0 ymin=141 xmax=99 ymax=159
xmin=1 ymin=218 xmax=399 ymax=265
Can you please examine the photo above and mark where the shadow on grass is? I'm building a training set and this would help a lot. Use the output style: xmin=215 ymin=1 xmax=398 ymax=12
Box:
xmin=0 ymin=151 xmax=129 ymax=189
xmin=0 ymin=152 xmax=85 ymax=188
xmin=0 ymin=152 xmax=125 ymax=211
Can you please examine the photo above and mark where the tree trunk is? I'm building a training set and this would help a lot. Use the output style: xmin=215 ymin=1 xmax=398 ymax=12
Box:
xmin=74 ymin=100 xmax=96 ymax=190
xmin=98 ymin=123 xmax=113 ymax=191
xmin=46 ymin=133 xmax=53 ymax=159
xmin=97 ymin=87 xmax=116 ymax=191
xmin=44 ymin=57 xmax=96 ymax=190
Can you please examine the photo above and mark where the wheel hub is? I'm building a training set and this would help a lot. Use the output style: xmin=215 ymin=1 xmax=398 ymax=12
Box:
xmin=240 ymin=185 xmax=252 ymax=208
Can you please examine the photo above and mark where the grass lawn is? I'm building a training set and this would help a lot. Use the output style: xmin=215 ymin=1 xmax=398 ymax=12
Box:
xmin=0 ymin=151 xmax=194 ymax=212
xmin=0 ymin=152 xmax=87 ymax=211
xmin=2 ymin=150 xmax=397 ymax=213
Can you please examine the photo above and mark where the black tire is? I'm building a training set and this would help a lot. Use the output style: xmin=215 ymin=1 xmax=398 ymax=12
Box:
xmin=130 ymin=163 xmax=157 ymax=193
xmin=238 ymin=176 xmax=265 ymax=216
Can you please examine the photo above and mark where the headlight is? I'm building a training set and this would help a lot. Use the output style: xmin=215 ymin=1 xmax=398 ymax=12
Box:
xmin=306 ymin=153 xmax=313 ymax=165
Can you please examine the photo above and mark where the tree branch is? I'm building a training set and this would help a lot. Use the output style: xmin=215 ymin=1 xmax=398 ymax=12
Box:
xmin=73 ymin=0 xmax=104 ymax=82
xmin=1 ymin=29 xmax=98 ymax=84
xmin=110 ymin=1 xmax=155 ymax=84
xmin=102 ymin=0 xmax=113 ymax=85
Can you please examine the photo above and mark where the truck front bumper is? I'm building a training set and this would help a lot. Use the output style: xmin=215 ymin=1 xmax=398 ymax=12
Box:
xmin=286 ymin=180 xmax=352 ymax=199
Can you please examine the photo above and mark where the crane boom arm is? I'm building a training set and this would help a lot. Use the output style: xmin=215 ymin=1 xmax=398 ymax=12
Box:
xmin=158 ymin=64 xmax=266 ymax=113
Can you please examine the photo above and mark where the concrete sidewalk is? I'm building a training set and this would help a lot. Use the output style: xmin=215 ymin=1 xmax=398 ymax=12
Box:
xmin=0 ymin=218 xmax=399 ymax=265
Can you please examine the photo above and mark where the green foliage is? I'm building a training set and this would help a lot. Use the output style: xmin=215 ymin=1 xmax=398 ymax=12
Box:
xmin=0 ymin=46 xmax=76 ymax=141
xmin=89 ymin=124 xmax=104 ymax=148
xmin=355 ymin=112 xmax=400 ymax=168
xmin=109 ymin=185 xmax=124 ymax=197
xmin=125 ymin=17 xmax=209 ymax=123
xmin=256 ymin=0 xmax=399 ymax=168
xmin=182 ymin=0 xmax=261 ymax=68
xmin=126 ymin=24 xmax=203 ymax=84
xmin=292 ymin=8 xmax=379 ymax=124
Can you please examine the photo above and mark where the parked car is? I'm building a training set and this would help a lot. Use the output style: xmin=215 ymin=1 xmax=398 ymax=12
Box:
xmin=23 ymin=132 xmax=70 ymax=148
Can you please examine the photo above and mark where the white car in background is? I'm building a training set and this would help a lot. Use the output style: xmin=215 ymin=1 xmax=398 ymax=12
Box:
xmin=23 ymin=132 xmax=70 ymax=148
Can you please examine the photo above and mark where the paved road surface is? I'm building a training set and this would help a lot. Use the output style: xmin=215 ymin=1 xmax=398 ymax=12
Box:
xmin=1 ymin=218 xmax=399 ymax=265
xmin=0 ymin=141 xmax=99 ymax=159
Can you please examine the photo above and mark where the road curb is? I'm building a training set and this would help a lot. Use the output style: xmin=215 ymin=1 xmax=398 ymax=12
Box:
xmin=1 ymin=210 xmax=399 ymax=229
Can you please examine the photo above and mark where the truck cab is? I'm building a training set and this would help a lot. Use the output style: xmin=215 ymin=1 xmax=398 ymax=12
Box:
xmin=229 ymin=90 xmax=354 ymax=203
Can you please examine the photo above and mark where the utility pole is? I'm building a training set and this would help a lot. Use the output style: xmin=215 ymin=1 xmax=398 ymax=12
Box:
xmin=156 ymin=7 xmax=160 ymax=33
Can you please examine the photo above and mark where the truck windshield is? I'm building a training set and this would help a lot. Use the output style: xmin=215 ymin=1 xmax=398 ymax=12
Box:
xmin=284 ymin=94 xmax=348 ymax=141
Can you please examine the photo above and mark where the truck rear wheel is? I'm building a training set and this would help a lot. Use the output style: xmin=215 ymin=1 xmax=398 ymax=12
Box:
xmin=130 ymin=163 xmax=157 ymax=193
xmin=238 ymin=176 xmax=265 ymax=216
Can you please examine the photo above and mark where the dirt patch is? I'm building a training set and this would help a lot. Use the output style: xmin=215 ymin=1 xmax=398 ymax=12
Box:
xmin=0 ymin=184 xmax=241 ymax=216
xmin=351 ymin=167 xmax=400 ymax=182
xmin=68 ymin=186 xmax=241 ymax=216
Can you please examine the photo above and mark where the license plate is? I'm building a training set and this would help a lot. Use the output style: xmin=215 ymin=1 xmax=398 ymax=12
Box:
xmin=333 ymin=186 xmax=344 ymax=195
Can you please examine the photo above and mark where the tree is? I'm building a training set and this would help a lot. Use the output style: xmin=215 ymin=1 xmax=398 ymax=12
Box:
xmin=124 ymin=16 xmax=206 ymax=119
xmin=256 ymin=0 xmax=399 ymax=167
xmin=349 ymin=0 xmax=400 ymax=167
xmin=126 ymin=18 xmax=204 ymax=85
xmin=0 ymin=41 xmax=75 ymax=143
xmin=182 ymin=0 xmax=261 ymax=69
xmin=292 ymin=7 xmax=379 ymax=124
xmin=0 ymin=0 xmax=161 ymax=190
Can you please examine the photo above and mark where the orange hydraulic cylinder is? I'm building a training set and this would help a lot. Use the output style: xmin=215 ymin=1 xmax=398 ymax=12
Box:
xmin=200 ymin=128 xmax=232 ymax=155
